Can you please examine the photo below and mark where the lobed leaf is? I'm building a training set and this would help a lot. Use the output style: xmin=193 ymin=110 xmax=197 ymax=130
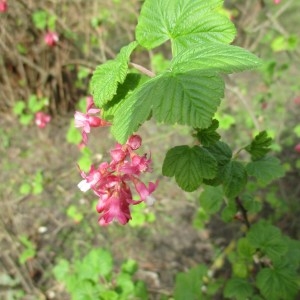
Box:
xmin=247 ymin=221 xmax=288 ymax=261
xmin=174 ymin=265 xmax=208 ymax=300
xmin=171 ymin=43 xmax=262 ymax=74
xmin=246 ymin=156 xmax=285 ymax=185
xmin=245 ymin=131 xmax=272 ymax=160
xmin=136 ymin=0 xmax=235 ymax=55
xmin=111 ymin=70 xmax=224 ymax=143
xmin=162 ymin=145 xmax=217 ymax=192
xmin=199 ymin=185 xmax=223 ymax=214
xmin=224 ymin=278 xmax=254 ymax=300
xmin=194 ymin=119 xmax=221 ymax=146
xmin=222 ymin=161 xmax=247 ymax=198
xmin=90 ymin=41 xmax=138 ymax=107
xmin=256 ymin=266 xmax=299 ymax=300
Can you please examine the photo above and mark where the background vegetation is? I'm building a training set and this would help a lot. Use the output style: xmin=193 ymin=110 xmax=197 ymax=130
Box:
xmin=0 ymin=0 xmax=299 ymax=299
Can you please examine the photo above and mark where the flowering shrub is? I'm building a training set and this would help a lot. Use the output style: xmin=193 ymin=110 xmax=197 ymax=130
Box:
xmin=73 ymin=0 xmax=300 ymax=298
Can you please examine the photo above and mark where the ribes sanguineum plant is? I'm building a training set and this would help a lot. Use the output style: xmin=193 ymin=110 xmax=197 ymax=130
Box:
xmin=74 ymin=0 xmax=300 ymax=298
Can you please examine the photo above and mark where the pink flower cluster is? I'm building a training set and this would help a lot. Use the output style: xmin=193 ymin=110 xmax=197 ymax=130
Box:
xmin=44 ymin=31 xmax=59 ymax=47
xmin=78 ymin=135 xmax=158 ymax=226
xmin=74 ymin=96 xmax=110 ymax=145
xmin=273 ymin=0 xmax=281 ymax=4
xmin=35 ymin=112 xmax=51 ymax=128
xmin=0 ymin=0 xmax=7 ymax=13
xmin=75 ymin=96 xmax=158 ymax=226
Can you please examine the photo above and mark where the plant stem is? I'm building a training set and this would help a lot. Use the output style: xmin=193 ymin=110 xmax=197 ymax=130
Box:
xmin=235 ymin=197 xmax=250 ymax=229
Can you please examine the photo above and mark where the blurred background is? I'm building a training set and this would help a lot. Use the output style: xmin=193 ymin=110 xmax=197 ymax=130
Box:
xmin=0 ymin=0 xmax=299 ymax=299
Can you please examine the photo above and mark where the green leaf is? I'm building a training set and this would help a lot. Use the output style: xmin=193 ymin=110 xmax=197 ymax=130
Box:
xmin=53 ymin=259 xmax=70 ymax=281
xmin=13 ymin=101 xmax=26 ymax=115
xmin=102 ymin=73 xmax=143 ymax=121
xmin=111 ymin=70 xmax=224 ymax=143
xmin=32 ymin=10 xmax=48 ymax=30
xmin=223 ymin=161 xmax=247 ymax=198
xmin=245 ymin=131 xmax=272 ymax=160
xmin=237 ymin=238 xmax=256 ymax=260
xmin=199 ymin=185 xmax=223 ymax=214
xmin=256 ymin=266 xmax=299 ymax=300
xmin=90 ymin=41 xmax=138 ymax=107
xmin=224 ymin=278 xmax=254 ymax=300
xmin=194 ymin=119 xmax=221 ymax=146
xmin=66 ymin=120 xmax=82 ymax=144
xmin=121 ymin=259 xmax=138 ymax=275
xmin=134 ymin=281 xmax=149 ymax=300
xmin=116 ymin=273 xmax=135 ymax=296
xmin=67 ymin=205 xmax=84 ymax=223
xmin=19 ymin=183 xmax=32 ymax=195
xmin=136 ymin=0 xmax=236 ymax=55
xmin=28 ymin=95 xmax=44 ymax=113
xmin=246 ymin=156 xmax=285 ymax=185
xmin=171 ymin=43 xmax=261 ymax=74
xmin=174 ymin=265 xmax=207 ymax=300
xmin=162 ymin=145 xmax=217 ymax=192
xmin=19 ymin=114 xmax=33 ymax=125
xmin=85 ymin=248 xmax=113 ymax=279
xmin=204 ymin=141 xmax=232 ymax=166
xmin=221 ymin=201 xmax=237 ymax=222
xmin=247 ymin=221 xmax=288 ymax=261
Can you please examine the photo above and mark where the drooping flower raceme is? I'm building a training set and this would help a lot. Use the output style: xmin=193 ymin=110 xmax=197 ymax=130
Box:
xmin=77 ymin=134 xmax=158 ymax=226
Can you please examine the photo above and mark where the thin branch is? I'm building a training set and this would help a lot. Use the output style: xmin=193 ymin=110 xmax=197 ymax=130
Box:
xmin=130 ymin=62 xmax=156 ymax=78
xmin=235 ymin=197 xmax=251 ymax=229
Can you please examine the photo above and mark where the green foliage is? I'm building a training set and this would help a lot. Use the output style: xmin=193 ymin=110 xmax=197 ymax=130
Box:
xmin=53 ymin=248 xmax=148 ymax=300
xmin=224 ymin=278 xmax=254 ymax=300
xmin=174 ymin=265 xmax=208 ymax=300
xmin=18 ymin=235 xmax=36 ymax=264
xmin=18 ymin=170 xmax=44 ymax=196
xmin=67 ymin=205 xmax=84 ymax=223
xmin=129 ymin=202 xmax=155 ymax=227
xmin=246 ymin=156 xmax=285 ymax=185
xmin=32 ymin=10 xmax=56 ymax=30
xmin=256 ymin=266 xmax=299 ymax=300
xmin=136 ymin=0 xmax=236 ymax=55
xmin=0 ymin=274 xmax=25 ymax=299
xmin=245 ymin=131 xmax=272 ymax=160
xmin=13 ymin=95 xmax=49 ymax=126
xmin=194 ymin=119 xmax=221 ymax=146
xmin=90 ymin=42 xmax=138 ymax=108
xmin=247 ymin=221 xmax=288 ymax=261
xmin=162 ymin=145 xmax=217 ymax=192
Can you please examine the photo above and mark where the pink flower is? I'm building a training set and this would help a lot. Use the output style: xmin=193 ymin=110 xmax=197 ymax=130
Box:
xmin=133 ymin=178 xmax=159 ymax=204
xmin=0 ymin=0 xmax=7 ymax=13
xmin=44 ymin=31 xmax=59 ymax=47
xmin=96 ymin=183 xmax=132 ymax=225
xmin=273 ymin=0 xmax=281 ymax=4
xmin=74 ymin=96 xmax=110 ymax=145
xmin=295 ymin=143 xmax=300 ymax=154
xmin=35 ymin=112 xmax=51 ymax=128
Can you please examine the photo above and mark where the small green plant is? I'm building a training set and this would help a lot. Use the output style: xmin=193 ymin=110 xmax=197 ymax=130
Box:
xmin=18 ymin=235 xmax=36 ymax=264
xmin=13 ymin=95 xmax=49 ymax=126
xmin=19 ymin=170 xmax=44 ymax=196
xmin=53 ymin=248 xmax=148 ymax=300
